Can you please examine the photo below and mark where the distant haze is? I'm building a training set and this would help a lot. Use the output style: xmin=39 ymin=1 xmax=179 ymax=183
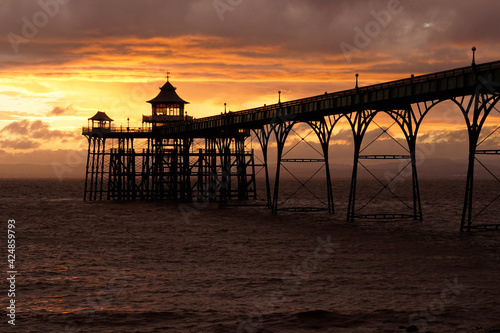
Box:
xmin=1 ymin=157 xmax=497 ymax=181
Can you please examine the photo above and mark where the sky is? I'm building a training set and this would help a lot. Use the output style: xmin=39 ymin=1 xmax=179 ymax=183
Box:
xmin=1 ymin=0 xmax=500 ymax=176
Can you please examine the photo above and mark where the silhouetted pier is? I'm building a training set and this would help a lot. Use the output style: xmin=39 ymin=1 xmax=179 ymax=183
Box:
xmin=83 ymin=56 xmax=500 ymax=232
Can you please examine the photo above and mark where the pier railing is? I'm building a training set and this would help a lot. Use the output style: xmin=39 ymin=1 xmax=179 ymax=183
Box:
xmin=82 ymin=127 xmax=152 ymax=135
xmin=157 ymin=60 xmax=500 ymax=135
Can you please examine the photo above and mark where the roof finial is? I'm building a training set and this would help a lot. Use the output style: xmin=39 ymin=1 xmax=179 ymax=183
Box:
xmin=166 ymin=70 xmax=171 ymax=82
xmin=355 ymin=73 xmax=359 ymax=89
xmin=471 ymin=46 xmax=477 ymax=66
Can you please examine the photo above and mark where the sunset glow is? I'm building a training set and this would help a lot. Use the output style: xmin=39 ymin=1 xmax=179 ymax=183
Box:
xmin=1 ymin=0 xmax=500 ymax=173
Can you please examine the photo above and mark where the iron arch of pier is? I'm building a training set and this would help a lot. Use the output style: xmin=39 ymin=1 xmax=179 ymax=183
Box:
xmin=454 ymin=92 xmax=500 ymax=231
xmin=379 ymin=100 xmax=449 ymax=221
xmin=346 ymin=100 xmax=444 ymax=223
xmin=346 ymin=109 xmax=380 ymax=222
xmin=306 ymin=115 xmax=344 ymax=214
xmin=345 ymin=83 xmax=500 ymax=230
xmin=260 ymin=114 xmax=343 ymax=215
xmin=396 ymin=87 xmax=500 ymax=231
xmin=344 ymin=105 xmax=438 ymax=222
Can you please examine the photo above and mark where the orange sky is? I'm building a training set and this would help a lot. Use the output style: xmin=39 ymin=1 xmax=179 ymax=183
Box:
xmin=1 ymin=0 xmax=500 ymax=174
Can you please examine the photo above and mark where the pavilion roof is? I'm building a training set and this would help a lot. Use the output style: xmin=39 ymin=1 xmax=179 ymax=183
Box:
xmin=89 ymin=111 xmax=113 ymax=122
xmin=147 ymin=81 xmax=189 ymax=104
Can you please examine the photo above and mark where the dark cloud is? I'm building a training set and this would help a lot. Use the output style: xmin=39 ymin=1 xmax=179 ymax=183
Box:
xmin=1 ymin=119 xmax=79 ymax=145
xmin=332 ymin=128 xmax=354 ymax=143
xmin=418 ymin=130 xmax=468 ymax=144
xmin=1 ymin=119 xmax=31 ymax=135
xmin=1 ymin=0 xmax=500 ymax=74
xmin=0 ymin=139 xmax=40 ymax=150
xmin=48 ymin=106 xmax=70 ymax=116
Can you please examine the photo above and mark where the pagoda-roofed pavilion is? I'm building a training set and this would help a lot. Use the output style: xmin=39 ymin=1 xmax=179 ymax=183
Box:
xmin=143 ymin=79 xmax=192 ymax=126
xmin=88 ymin=111 xmax=113 ymax=129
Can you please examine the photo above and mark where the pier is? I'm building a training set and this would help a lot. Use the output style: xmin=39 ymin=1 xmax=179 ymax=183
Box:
xmin=83 ymin=57 xmax=500 ymax=232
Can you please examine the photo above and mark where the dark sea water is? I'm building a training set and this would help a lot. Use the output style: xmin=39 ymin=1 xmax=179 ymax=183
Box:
xmin=1 ymin=178 xmax=499 ymax=333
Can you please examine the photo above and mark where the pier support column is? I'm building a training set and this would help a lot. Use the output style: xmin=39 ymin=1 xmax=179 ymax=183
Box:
xmin=235 ymin=139 xmax=249 ymax=200
xmin=253 ymin=125 xmax=273 ymax=208
xmin=272 ymin=121 xmax=296 ymax=215
xmin=307 ymin=115 xmax=343 ymax=215
xmin=347 ymin=110 xmax=377 ymax=222
xmin=84 ymin=137 xmax=92 ymax=201
xmin=206 ymin=138 xmax=218 ymax=201
xmin=151 ymin=138 xmax=165 ymax=200
xmin=386 ymin=106 xmax=426 ymax=220
xmin=84 ymin=134 xmax=107 ymax=201
xmin=459 ymin=88 xmax=500 ymax=231
xmin=179 ymin=137 xmax=193 ymax=202
xmin=215 ymin=136 xmax=233 ymax=206
xmin=99 ymin=139 xmax=106 ymax=200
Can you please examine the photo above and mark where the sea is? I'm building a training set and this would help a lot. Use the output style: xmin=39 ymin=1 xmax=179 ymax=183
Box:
xmin=1 ymin=178 xmax=499 ymax=333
